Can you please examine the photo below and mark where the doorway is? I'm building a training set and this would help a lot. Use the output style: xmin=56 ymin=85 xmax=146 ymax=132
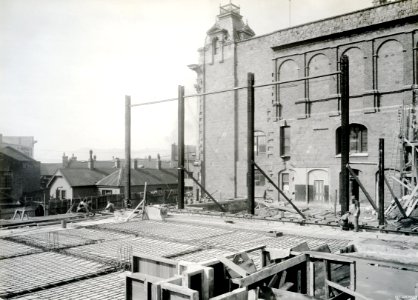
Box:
xmin=313 ymin=180 xmax=325 ymax=202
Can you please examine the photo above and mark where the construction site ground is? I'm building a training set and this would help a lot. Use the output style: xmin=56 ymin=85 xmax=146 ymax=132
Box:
xmin=1 ymin=210 xmax=418 ymax=299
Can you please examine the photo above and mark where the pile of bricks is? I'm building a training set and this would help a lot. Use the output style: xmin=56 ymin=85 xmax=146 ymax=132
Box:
xmin=10 ymin=271 xmax=125 ymax=300
xmin=0 ymin=238 xmax=42 ymax=259
xmin=0 ymin=252 xmax=115 ymax=298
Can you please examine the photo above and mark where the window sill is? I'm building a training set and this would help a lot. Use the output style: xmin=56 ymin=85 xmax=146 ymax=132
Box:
xmin=335 ymin=153 xmax=369 ymax=158
xmin=281 ymin=155 xmax=291 ymax=159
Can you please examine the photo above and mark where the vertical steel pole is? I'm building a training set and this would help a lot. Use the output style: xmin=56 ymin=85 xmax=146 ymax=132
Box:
xmin=125 ymin=95 xmax=131 ymax=208
xmin=247 ymin=73 xmax=255 ymax=215
xmin=379 ymin=138 xmax=385 ymax=225
xmin=340 ymin=55 xmax=350 ymax=214
xmin=178 ymin=85 xmax=185 ymax=209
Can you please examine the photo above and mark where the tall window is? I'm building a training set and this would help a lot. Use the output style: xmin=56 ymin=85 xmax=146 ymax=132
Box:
xmin=281 ymin=173 xmax=290 ymax=193
xmin=254 ymin=131 xmax=266 ymax=155
xmin=255 ymin=170 xmax=265 ymax=186
xmin=212 ymin=37 xmax=219 ymax=55
xmin=0 ymin=171 xmax=12 ymax=188
xmin=280 ymin=126 xmax=290 ymax=157
xmin=61 ymin=190 xmax=66 ymax=199
xmin=336 ymin=124 xmax=368 ymax=154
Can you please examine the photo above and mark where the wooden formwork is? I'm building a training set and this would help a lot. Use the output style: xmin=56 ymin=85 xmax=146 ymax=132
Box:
xmin=126 ymin=246 xmax=365 ymax=300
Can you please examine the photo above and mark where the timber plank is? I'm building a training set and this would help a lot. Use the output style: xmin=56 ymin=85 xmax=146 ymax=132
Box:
xmin=325 ymin=280 xmax=372 ymax=300
xmin=231 ymin=255 xmax=307 ymax=287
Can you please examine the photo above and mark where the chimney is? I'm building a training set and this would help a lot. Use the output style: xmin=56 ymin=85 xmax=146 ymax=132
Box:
xmin=156 ymin=154 xmax=161 ymax=170
xmin=62 ymin=153 xmax=69 ymax=168
xmin=148 ymin=155 xmax=151 ymax=161
xmin=88 ymin=149 xmax=94 ymax=170
xmin=133 ymin=159 xmax=138 ymax=170
xmin=171 ymin=143 xmax=177 ymax=161
xmin=114 ymin=157 xmax=120 ymax=168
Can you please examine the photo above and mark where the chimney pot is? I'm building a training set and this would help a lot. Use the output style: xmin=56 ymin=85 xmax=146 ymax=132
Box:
xmin=88 ymin=150 xmax=94 ymax=169
xmin=156 ymin=153 xmax=161 ymax=169
xmin=114 ymin=157 xmax=120 ymax=168
xmin=134 ymin=159 xmax=138 ymax=170
xmin=63 ymin=153 xmax=69 ymax=168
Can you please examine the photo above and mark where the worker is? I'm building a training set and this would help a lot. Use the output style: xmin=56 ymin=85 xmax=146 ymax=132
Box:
xmin=76 ymin=200 xmax=88 ymax=213
xmin=105 ymin=200 xmax=115 ymax=213
xmin=351 ymin=196 xmax=360 ymax=232
xmin=339 ymin=211 xmax=351 ymax=231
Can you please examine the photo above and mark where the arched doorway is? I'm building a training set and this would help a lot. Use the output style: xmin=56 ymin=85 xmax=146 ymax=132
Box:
xmin=307 ymin=169 xmax=329 ymax=203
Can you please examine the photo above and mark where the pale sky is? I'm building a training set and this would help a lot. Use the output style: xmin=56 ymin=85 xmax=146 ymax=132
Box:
xmin=0 ymin=0 xmax=371 ymax=162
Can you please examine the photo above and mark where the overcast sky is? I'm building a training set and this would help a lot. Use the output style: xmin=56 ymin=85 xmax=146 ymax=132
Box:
xmin=0 ymin=0 xmax=371 ymax=162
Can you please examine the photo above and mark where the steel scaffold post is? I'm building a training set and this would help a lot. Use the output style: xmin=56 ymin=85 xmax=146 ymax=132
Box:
xmin=340 ymin=55 xmax=350 ymax=215
xmin=178 ymin=85 xmax=185 ymax=209
xmin=379 ymin=138 xmax=385 ymax=225
xmin=247 ymin=73 xmax=255 ymax=215
xmin=125 ymin=95 xmax=131 ymax=208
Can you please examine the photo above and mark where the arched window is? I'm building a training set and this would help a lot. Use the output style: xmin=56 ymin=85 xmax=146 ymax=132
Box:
xmin=254 ymin=131 xmax=266 ymax=155
xmin=278 ymin=60 xmax=300 ymax=119
xmin=336 ymin=124 xmax=368 ymax=154
xmin=212 ymin=37 xmax=219 ymax=55
xmin=308 ymin=54 xmax=330 ymax=100
xmin=377 ymin=40 xmax=404 ymax=91
xmin=342 ymin=47 xmax=364 ymax=95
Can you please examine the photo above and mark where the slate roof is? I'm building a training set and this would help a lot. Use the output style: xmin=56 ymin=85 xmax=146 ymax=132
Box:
xmin=97 ymin=168 xmax=177 ymax=187
xmin=40 ymin=163 xmax=62 ymax=176
xmin=0 ymin=146 xmax=36 ymax=162
xmin=58 ymin=168 xmax=113 ymax=187
xmin=66 ymin=160 xmax=115 ymax=169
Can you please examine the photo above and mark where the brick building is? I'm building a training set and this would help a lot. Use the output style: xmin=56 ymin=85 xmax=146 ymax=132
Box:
xmin=0 ymin=134 xmax=37 ymax=158
xmin=0 ymin=146 xmax=40 ymax=204
xmin=190 ymin=1 xmax=418 ymax=206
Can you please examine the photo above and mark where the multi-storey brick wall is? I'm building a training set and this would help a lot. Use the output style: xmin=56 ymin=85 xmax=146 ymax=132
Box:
xmin=1 ymin=156 xmax=40 ymax=204
xmin=196 ymin=0 xmax=418 ymax=206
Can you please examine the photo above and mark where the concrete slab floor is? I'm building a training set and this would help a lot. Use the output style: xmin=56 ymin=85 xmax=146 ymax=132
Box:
xmin=1 ymin=210 xmax=417 ymax=299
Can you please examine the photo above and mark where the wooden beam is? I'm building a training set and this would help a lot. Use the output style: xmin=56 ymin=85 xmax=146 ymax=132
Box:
xmin=325 ymin=280 xmax=372 ymax=300
xmin=384 ymin=174 xmax=407 ymax=218
xmin=209 ymin=288 xmax=248 ymax=300
xmin=217 ymin=256 xmax=249 ymax=278
xmin=323 ymin=260 xmax=331 ymax=299
xmin=247 ymin=72 xmax=255 ymax=215
xmin=278 ymin=270 xmax=287 ymax=288
xmin=347 ymin=165 xmax=378 ymax=212
xmin=303 ymin=252 xmax=355 ymax=263
xmin=231 ymin=255 xmax=307 ymax=287
xmin=268 ymin=273 xmax=279 ymax=288
xmin=349 ymin=262 xmax=356 ymax=291
xmin=280 ymin=282 xmax=294 ymax=291
xmin=391 ymin=176 xmax=412 ymax=191
xmin=160 ymin=282 xmax=198 ymax=300
xmin=265 ymin=248 xmax=291 ymax=260
xmin=378 ymin=138 xmax=385 ymax=225
xmin=268 ymin=288 xmax=319 ymax=299
xmin=253 ymin=162 xmax=306 ymax=219
xmin=307 ymin=260 xmax=315 ymax=297
xmin=183 ymin=169 xmax=225 ymax=212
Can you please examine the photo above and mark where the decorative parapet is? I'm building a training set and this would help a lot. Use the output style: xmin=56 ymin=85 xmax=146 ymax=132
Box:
xmin=270 ymin=0 xmax=418 ymax=50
